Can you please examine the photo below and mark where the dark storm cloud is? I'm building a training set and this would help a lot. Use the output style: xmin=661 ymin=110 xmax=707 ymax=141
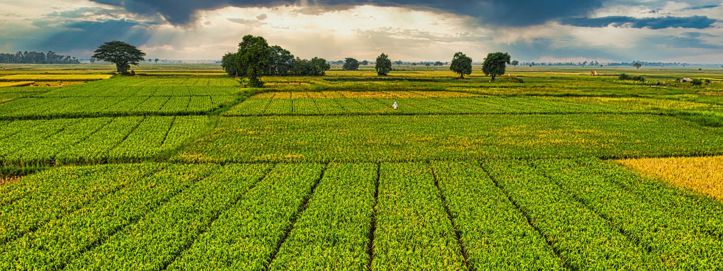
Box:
xmin=92 ymin=0 xmax=605 ymax=26
xmin=682 ymin=4 xmax=720 ymax=11
xmin=32 ymin=20 xmax=151 ymax=51
xmin=561 ymin=16 xmax=717 ymax=29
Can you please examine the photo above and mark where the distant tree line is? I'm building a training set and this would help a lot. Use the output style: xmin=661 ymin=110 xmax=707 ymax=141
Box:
xmin=222 ymin=35 xmax=330 ymax=86
xmin=0 ymin=51 xmax=80 ymax=64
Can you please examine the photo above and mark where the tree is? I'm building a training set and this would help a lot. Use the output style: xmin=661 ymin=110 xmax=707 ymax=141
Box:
xmin=154 ymin=58 xmax=159 ymax=64
xmin=221 ymin=52 xmax=242 ymax=77
xmin=290 ymin=57 xmax=330 ymax=76
xmin=236 ymin=35 xmax=272 ymax=87
xmin=267 ymin=45 xmax=294 ymax=76
xmin=360 ymin=60 xmax=369 ymax=66
xmin=449 ymin=52 xmax=472 ymax=79
xmin=92 ymin=41 xmax=145 ymax=74
xmin=482 ymin=52 xmax=511 ymax=81
xmin=375 ymin=53 xmax=392 ymax=76
xmin=343 ymin=58 xmax=360 ymax=71
xmin=633 ymin=62 xmax=642 ymax=69
xmin=511 ymin=60 xmax=519 ymax=66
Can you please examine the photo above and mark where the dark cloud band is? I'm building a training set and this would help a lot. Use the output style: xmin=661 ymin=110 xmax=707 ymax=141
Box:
xmin=92 ymin=0 xmax=605 ymax=26
xmin=561 ymin=16 xmax=717 ymax=29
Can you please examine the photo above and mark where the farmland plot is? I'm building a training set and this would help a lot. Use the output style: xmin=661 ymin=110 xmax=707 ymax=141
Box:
xmin=176 ymin=114 xmax=723 ymax=163
xmin=0 ymin=116 xmax=210 ymax=165
xmin=0 ymin=159 xmax=721 ymax=269
xmin=1 ymin=69 xmax=722 ymax=270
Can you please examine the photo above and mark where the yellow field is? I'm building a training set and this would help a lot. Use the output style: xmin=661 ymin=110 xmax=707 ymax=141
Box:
xmin=0 ymin=81 xmax=34 ymax=87
xmin=0 ymin=74 xmax=112 ymax=81
xmin=569 ymin=97 xmax=716 ymax=111
xmin=254 ymin=90 xmax=478 ymax=99
xmin=617 ymin=156 xmax=723 ymax=200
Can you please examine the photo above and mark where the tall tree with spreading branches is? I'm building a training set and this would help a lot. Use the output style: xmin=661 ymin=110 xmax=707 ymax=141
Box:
xmin=92 ymin=41 xmax=145 ymax=74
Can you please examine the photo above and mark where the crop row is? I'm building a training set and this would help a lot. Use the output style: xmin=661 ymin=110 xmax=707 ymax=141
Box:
xmin=166 ymin=163 xmax=324 ymax=270
xmin=1 ymin=161 xmax=722 ymax=269
xmin=372 ymin=162 xmax=466 ymax=269
xmin=40 ymin=77 xmax=241 ymax=96
xmin=0 ymin=95 xmax=237 ymax=118
xmin=431 ymin=161 xmax=563 ymax=269
xmin=224 ymin=92 xmax=620 ymax=116
xmin=63 ymin=163 xmax=271 ymax=270
xmin=0 ymin=116 xmax=210 ymax=165
xmin=482 ymin=159 xmax=659 ymax=269
xmin=268 ymin=163 xmax=377 ymax=270
xmin=177 ymin=114 xmax=723 ymax=163
xmin=0 ymin=164 xmax=161 ymax=246
xmin=225 ymin=91 xmax=721 ymax=116
xmin=0 ymin=163 xmax=217 ymax=270
xmin=532 ymin=158 xmax=723 ymax=269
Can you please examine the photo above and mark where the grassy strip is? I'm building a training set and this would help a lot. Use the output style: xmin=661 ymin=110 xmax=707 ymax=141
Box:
xmin=482 ymin=159 xmax=659 ymax=269
xmin=0 ymin=163 xmax=219 ymax=269
xmin=372 ymin=162 xmax=466 ymax=270
xmin=532 ymin=158 xmax=723 ymax=269
xmin=63 ymin=163 xmax=270 ymax=270
xmin=268 ymin=163 xmax=377 ymax=270
xmin=166 ymin=163 xmax=324 ymax=270
xmin=431 ymin=161 xmax=563 ymax=269
xmin=0 ymin=164 xmax=160 ymax=245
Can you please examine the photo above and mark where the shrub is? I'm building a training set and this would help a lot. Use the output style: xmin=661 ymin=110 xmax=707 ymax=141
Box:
xmin=619 ymin=73 xmax=645 ymax=82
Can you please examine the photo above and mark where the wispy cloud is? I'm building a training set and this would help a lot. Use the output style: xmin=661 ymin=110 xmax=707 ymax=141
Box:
xmin=561 ymin=16 xmax=717 ymax=29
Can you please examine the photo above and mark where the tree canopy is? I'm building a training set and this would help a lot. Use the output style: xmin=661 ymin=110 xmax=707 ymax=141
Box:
xmin=92 ymin=41 xmax=145 ymax=74
xmin=267 ymin=45 xmax=294 ymax=76
xmin=482 ymin=52 xmax=511 ymax=81
xmin=375 ymin=53 xmax=392 ymax=76
xmin=450 ymin=52 xmax=472 ymax=79
xmin=343 ymin=58 xmax=360 ymax=71
xmin=221 ymin=35 xmax=330 ymax=84
xmin=237 ymin=35 xmax=272 ymax=87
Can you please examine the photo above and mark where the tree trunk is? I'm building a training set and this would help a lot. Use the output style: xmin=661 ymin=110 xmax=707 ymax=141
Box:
xmin=116 ymin=62 xmax=129 ymax=74
xmin=490 ymin=74 xmax=496 ymax=82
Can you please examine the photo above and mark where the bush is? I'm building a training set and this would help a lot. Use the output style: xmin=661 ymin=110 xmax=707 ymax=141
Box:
xmin=619 ymin=73 xmax=645 ymax=82
xmin=691 ymin=79 xmax=703 ymax=86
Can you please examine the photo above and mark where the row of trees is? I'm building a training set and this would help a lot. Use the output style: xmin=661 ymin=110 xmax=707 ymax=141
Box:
xmin=0 ymin=51 xmax=80 ymax=64
xmin=343 ymin=52 xmax=512 ymax=80
xmin=223 ymin=35 xmax=515 ymax=84
xmin=221 ymin=35 xmax=330 ymax=87
xmin=449 ymin=52 xmax=512 ymax=80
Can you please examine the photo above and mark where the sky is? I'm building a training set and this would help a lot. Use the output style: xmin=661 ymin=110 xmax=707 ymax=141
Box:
xmin=0 ymin=0 xmax=722 ymax=63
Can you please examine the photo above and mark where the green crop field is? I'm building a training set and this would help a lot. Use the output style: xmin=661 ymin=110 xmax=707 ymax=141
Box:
xmin=1 ymin=66 xmax=722 ymax=270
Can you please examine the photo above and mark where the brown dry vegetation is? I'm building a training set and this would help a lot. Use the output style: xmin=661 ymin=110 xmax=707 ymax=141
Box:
xmin=617 ymin=156 xmax=723 ymax=200
xmin=0 ymin=176 xmax=21 ymax=186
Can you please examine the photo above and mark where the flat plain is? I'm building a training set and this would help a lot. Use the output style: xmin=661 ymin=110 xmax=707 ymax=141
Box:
xmin=0 ymin=65 xmax=722 ymax=270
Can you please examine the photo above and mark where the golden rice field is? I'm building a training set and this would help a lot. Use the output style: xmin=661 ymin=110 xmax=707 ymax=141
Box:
xmin=0 ymin=81 xmax=34 ymax=88
xmin=0 ymin=74 xmax=112 ymax=81
xmin=618 ymin=156 xmax=723 ymax=200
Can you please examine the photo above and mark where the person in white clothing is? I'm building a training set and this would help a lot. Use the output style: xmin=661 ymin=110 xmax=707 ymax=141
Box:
xmin=392 ymin=100 xmax=399 ymax=110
